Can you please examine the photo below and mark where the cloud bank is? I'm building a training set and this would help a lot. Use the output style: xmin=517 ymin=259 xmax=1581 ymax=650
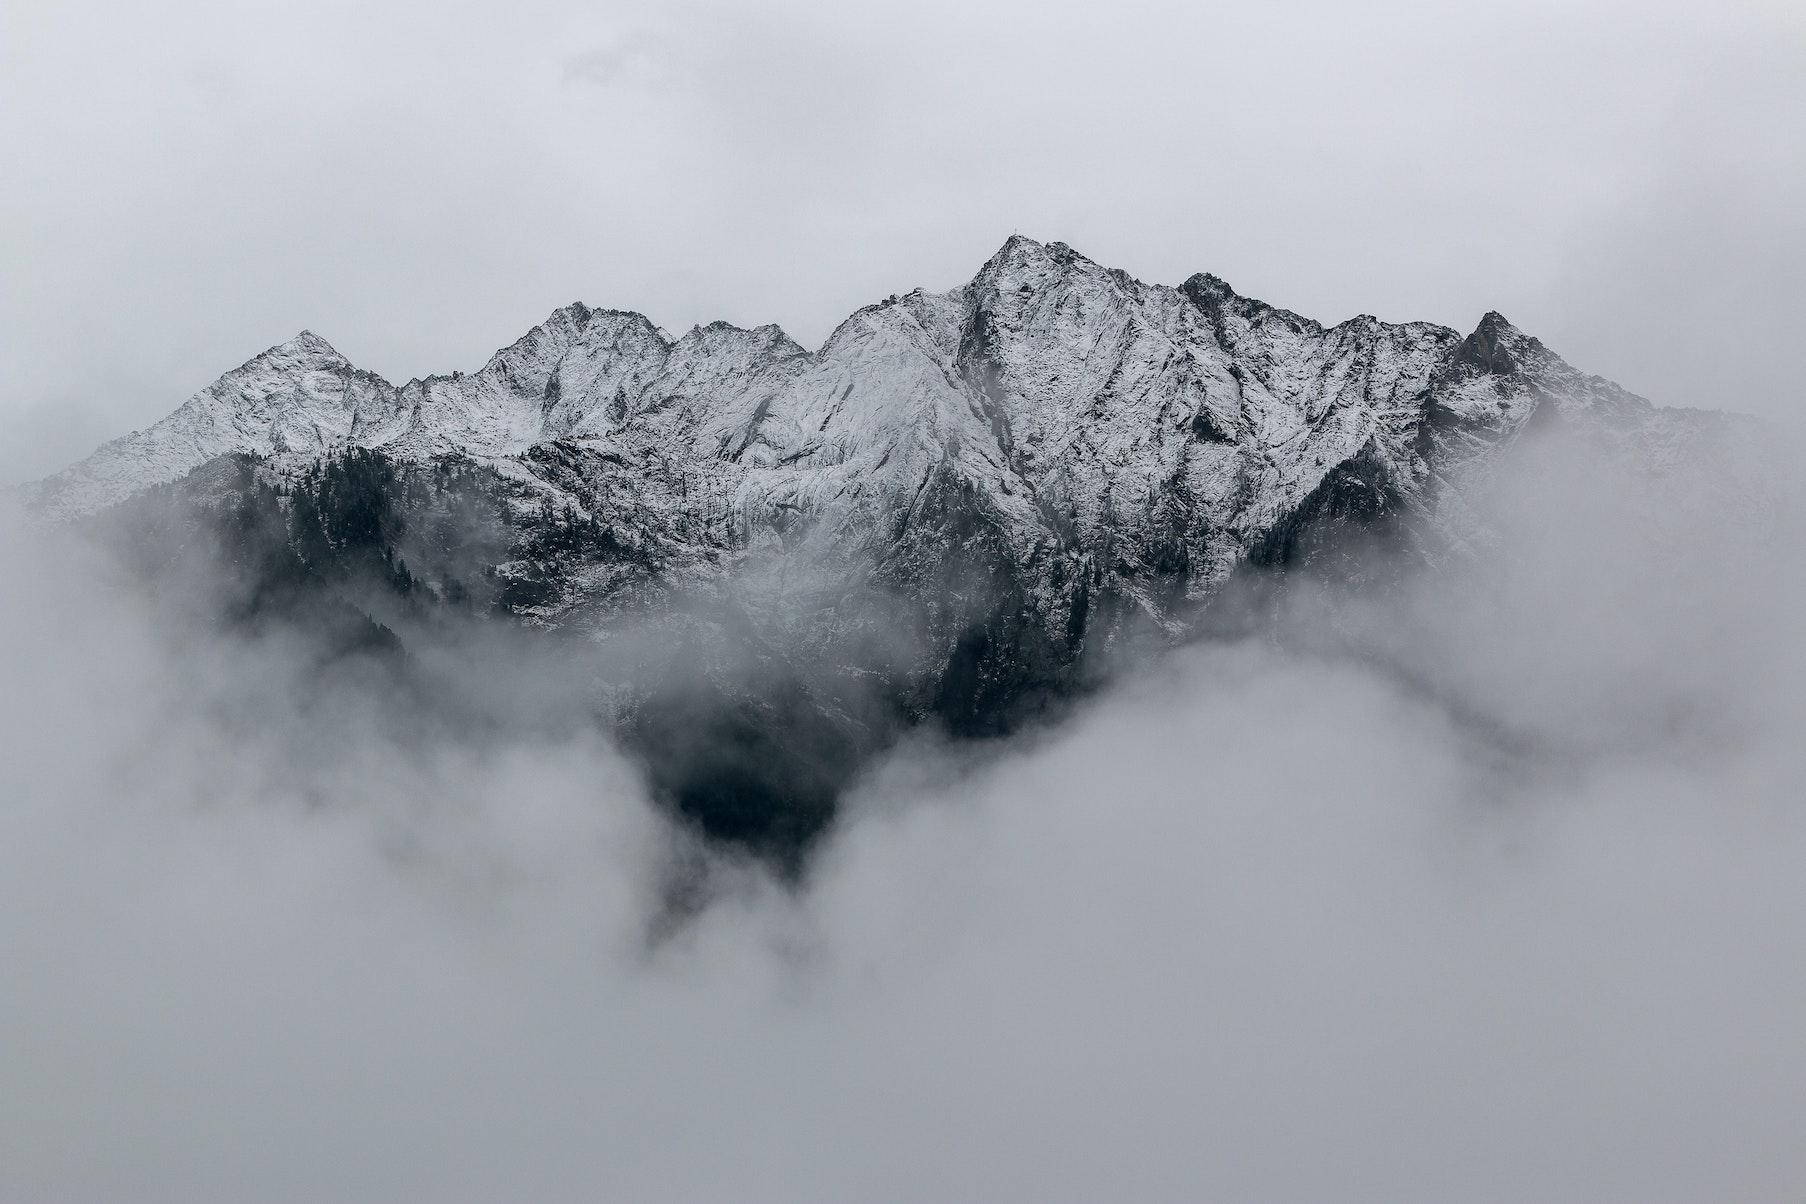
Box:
xmin=2 ymin=424 xmax=1803 ymax=1201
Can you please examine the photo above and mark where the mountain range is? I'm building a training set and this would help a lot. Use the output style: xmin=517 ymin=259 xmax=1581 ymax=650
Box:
xmin=21 ymin=235 xmax=1746 ymax=865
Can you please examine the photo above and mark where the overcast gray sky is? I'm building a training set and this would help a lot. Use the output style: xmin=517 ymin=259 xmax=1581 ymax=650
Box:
xmin=3 ymin=0 xmax=1802 ymax=482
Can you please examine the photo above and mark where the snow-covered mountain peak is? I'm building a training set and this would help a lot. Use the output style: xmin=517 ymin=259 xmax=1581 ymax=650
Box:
xmin=27 ymin=237 xmax=1719 ymax=545
xmin=249 ymin=329 xmax=352 ymax=370
xmin=675 ymin=319 xmax=803 ymax=359
xmin=1451 ymin=311 xmax=1534 ymax=375
xmin=1180 ymin=271 xmax=1238 ymax=302
xmin=985 ymin=231 xmax=1048 ymax=265
xmin=476 ymin=303 xmax=601 ymax=387
xmin=16 ymin=238 xmax=1760 ymax=869
xmin=973 ymin=233 xmax=1104 ymax=294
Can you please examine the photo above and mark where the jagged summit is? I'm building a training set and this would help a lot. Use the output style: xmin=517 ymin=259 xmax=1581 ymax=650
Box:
xmin=1181 ymin=271 xmax=1238 ymax=299
xmin=1451 ymin=311 xmax=1528 ymax=376
xmin=281 ymin=329 xmax=343 ymax=356
xmin=986 ymin=232 xmax=1050 ymax=263
xmin=977 ymin=234 xmax=1098 ymax=285
xmin=243 ymin=329 xmax=350 ymax=368
xmin=26 ymin=237 xmax=1673 ymax=535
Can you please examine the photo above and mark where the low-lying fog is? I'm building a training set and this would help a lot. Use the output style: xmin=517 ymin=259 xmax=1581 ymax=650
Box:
xmin=3 ymin=426 xmax=1803 ymax=1202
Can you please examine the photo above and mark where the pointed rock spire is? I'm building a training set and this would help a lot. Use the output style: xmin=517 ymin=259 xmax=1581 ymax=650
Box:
xmin=1453 ymin=311 xmax=1531 ymax=376
xmin=270 ymin=329 xmax=346 ymax=360
xmin=976 ymin=233 xmax=1053 ymax=284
